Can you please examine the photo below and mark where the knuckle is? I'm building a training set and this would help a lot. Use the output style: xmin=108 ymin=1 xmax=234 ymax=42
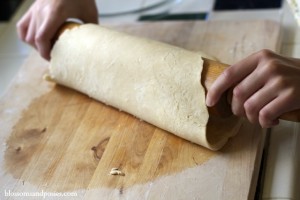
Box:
xmin=256 ymin=50 xmax=286 ymax=77
xmin=259 ymin=108 xmax=273 ymax=125
xmin=262 ymin=59 xmax=281 ymax=75
xmin=273 ymin=76 xmax=288 ymax=89
xmin=25 ymin=35 xmax=35 ymax=45
xmin=257 ymin=49 xmax=274 ymax=59
xmin=221 ymin=68 xmax=233 ymax=80
xmin=41 ymin=4 xmax=59 ymax=17
xmin=244 ymin=100 xmax=257 ymax=123
xmin=269 ymin=61 xmax=282 ymax=72
xmin=287 ymin=87 xmax=298 ymax=100
xmin=16 ymin=21 xmax=23 ymax=30
xmin=232 ymin=85 xmax=245 ymax=100
xmin=244 ymin=100 xmax=255 ymax=114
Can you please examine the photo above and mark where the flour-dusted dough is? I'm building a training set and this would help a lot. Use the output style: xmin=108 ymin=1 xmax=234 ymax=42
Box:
xmin=50 ymin=24 xmax=236 ymax=150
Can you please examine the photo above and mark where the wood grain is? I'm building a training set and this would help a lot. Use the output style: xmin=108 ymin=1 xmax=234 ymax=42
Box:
xmin=0 ymin=20 xmax=281 ymax=199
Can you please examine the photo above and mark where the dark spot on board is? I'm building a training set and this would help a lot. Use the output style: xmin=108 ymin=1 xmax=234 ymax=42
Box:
xmin=4 ymin=127 xmax=47 ymax=178
xmin=91 ymin=137 xmax=110 ymax=161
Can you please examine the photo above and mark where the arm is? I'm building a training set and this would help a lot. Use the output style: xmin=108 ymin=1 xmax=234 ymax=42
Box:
xmin=206 ymin=49 xmax=300 ymax=128
xmin=17 ymin=0 xmax=98 ymax=60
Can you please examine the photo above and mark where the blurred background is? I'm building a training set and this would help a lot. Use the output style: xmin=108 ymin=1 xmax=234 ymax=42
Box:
xmin=0 ymin=0 xmax=284 ymax=22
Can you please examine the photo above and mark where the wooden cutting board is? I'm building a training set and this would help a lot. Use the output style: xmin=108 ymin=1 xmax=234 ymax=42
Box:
xmin=0 ymin=20 xmax=281 ymax=199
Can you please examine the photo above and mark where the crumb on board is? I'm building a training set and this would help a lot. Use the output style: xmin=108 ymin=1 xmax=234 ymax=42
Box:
xmin=109 ymin=168 xmax=125 ymax=176
xmin=43 ymin=74 xmax=55 ymax=82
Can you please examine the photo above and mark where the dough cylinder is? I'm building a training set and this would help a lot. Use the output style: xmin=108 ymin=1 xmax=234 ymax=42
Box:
xmin=50 ymin=24 xmax=240 ymax=150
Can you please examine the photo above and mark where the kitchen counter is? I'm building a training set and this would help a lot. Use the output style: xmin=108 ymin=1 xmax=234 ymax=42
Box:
xmin=0 ymin=0 xmax=299 ymax=199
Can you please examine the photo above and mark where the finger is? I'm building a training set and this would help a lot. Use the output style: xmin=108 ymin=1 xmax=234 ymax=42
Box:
xmin=25 ymin=17 xmax=37 ymax=48
xmin=243 ymin=82 xmax=278 ymax=124
xmin=259 ymin=92 xmax=293 ymax=128
xmin=231 ymin=64 xmax=266 ymax=117
xmin=206 ymin=53 xmax=259 ymax=107
xmin=17 ymin=11 xmax=32 ymax=41
xmin=35 ymin=15 xmax=65 ymax=60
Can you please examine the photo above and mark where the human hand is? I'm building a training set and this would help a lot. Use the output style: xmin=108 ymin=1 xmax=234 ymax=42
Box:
xmin=17 ymin=0 xmax=98 ymax=60
xmin=206 ymin=49 xmax=300 ymax=128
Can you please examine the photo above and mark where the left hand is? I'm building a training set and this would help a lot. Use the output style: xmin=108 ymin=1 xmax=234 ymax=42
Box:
xmin=206 ymin=49 xmax=300 ymax=128
xmin=16 ymin=0 xmax=98 ymax=60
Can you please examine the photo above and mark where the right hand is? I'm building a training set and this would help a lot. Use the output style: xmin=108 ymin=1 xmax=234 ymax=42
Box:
xmin=17 ymin=0 xmax=98 ymax=60
xmin=206 ymin=50 xmax=300 ymax=128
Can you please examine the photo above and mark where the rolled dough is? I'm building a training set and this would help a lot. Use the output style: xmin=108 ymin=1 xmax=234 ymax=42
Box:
xmin=49 ymin=24 xmax=239 ymax=150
